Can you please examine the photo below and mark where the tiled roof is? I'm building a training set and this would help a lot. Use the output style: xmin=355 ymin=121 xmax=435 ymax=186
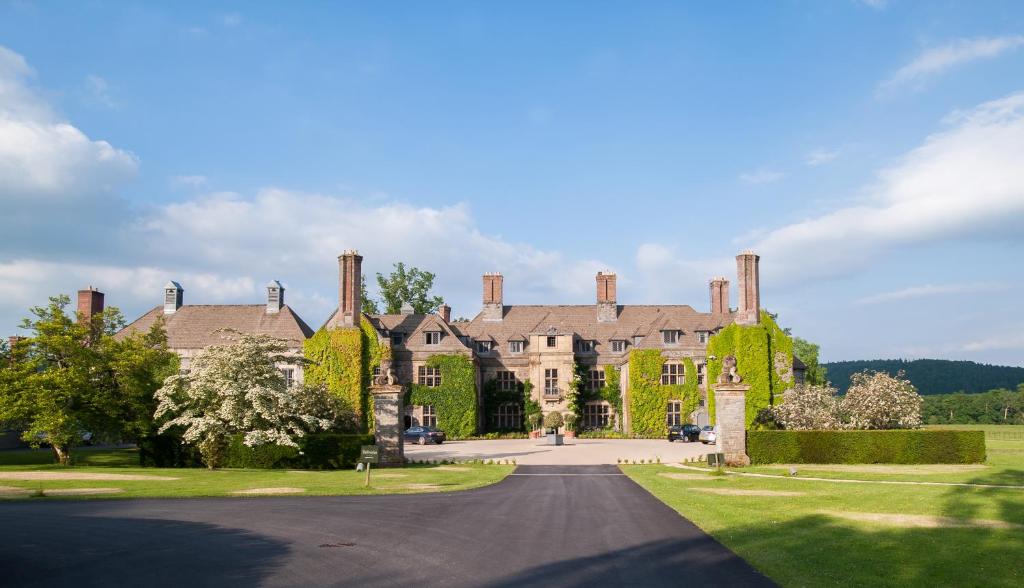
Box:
xmin=460 ymin=305 xmax=735 ymax=347
xmin=116 ymin=305 xmax=315 ymax=350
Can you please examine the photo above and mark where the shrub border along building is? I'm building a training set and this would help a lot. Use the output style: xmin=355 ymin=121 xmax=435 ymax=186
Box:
xmin=223 ymin=432 xmax=376 ymax=469
xmin=707 ymin=310 xmax=794 ymax=427
xmin=407 ymin=354 xmax=477 ymax=439
xmin=747 ymin=429 xmax=986 ymax=464
xmin=628 ymin=350 xmax=699 ymax=436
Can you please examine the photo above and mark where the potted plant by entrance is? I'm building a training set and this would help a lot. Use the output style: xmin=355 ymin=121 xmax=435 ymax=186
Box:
xmin=563 ymin=413 xmax=577 ymax=439
xmin=544 ymin=411 xmax=564 ymax=446
xmin=527 ymin=413 xmax=543 ymax=439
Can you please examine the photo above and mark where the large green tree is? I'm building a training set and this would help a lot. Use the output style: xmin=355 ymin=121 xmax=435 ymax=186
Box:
xmin=793 ymin=337 xmax=828 ymax=386
xmin=0 ymin=295 xmax=175 ymax=464
xmin=376 ymin=262 xmax=444 ymax=314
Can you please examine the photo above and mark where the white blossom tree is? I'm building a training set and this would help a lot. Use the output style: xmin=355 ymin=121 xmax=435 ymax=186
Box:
xmin=841 ymin=370 xmax=922 ymax=430
xmin=772 ymin=384 xmax=843 ymax=430
xmin=154 ymin=332 xmax=334 ymax=468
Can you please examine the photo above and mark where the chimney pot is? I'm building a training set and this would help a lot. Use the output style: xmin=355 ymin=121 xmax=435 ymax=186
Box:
xmin=338 ymin=251 xmax=363 ymax=327
xmin=596 ymin=272 xmax=618 ymax=322
xmin=735 ymin=251 xmax=761 ymax=325
xmin=77 ymin=287 xmax=105 ymax=324
xmin=709 ymin=277 xmax=729 ymax=316
xmin=482 ymin=273 xmax=503 ymax=321
xmin=438 ymin=303 xmax=451 ymax=323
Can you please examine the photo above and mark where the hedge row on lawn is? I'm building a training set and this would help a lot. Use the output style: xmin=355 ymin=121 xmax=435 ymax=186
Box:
xmin=142 ymin=432 xmax=375 ymax=469
xmin=747 ymin=429 xmax=986 ymax=464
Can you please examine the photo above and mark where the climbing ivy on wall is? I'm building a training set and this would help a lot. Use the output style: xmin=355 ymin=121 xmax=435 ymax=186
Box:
xmin=407 ymin=354 xmax=477 ymax=439
xmin=706 ymin=310 xmax=794 ymax=427
xmin=482 ymin=378 xmax=526 ymax=432
xmin=571 ymin=364 xmax=624 ymax=429
xmin=303 ymin=317 xmax=387 ymax=432
xmin=627 ymin=350 xmax=700 ymax=436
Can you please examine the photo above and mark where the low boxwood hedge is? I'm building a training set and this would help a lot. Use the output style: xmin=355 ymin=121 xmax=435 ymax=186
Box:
xmin=747 ymin=429 xmax=986 ymax=464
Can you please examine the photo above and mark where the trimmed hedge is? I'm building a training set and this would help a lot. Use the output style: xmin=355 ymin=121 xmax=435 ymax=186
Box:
xmin=747 ymin=429 xmax=986 ymax=464
xmin=150 ymin=432 xmax=376 ymax=469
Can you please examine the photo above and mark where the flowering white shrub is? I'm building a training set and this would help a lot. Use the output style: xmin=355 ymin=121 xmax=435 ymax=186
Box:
xmin=772 ymin=384 xmax=843 ymax=430
xmin=154 ymin=332 xmax=334 ymax=468
xmin=841 ymin=370 xmax=922 ymax=430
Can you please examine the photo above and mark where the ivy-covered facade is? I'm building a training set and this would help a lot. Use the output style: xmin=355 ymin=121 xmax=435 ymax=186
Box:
xmin=304 ymin=249 xmax=799 ymax=439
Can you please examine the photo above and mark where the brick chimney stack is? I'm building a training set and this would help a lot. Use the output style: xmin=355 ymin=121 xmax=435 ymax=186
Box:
xmin=77 ymin=287 xmax=104 ymax=324
xmin=735 ymin=250 xmax=760 ymax=325
xmin=338 ymin=250 xmax=363 ymax=328
xmin=266 ymin=280 xmax=284 ymax=314
xmin=709 ymin=277 xmax=729 ymax=315
xmin=438 ymin=303 xmax=451 ymax=323
xmin=596 ymin=272 xmax=618 ymax=322
xmin=482 ymin=273 xmax=503 ymax=322
xmin=164 ymin=281 xmax=183 ymax=314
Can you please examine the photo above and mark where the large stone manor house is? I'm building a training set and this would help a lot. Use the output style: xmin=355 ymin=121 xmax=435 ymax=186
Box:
xmin=113 ymin=249 xmax=801 ymax=434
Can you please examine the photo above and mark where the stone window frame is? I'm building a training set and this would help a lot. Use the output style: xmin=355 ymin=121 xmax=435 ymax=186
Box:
xmin=476 ymin=340 xmax=493 ymax=354
xmin=696 ymin=362 xmax=705 ymax=385
xmin=423 ymin=404 xmax=437 ymax=428
xmin=662 ymin=330 xmax=680 ymax=345
xmin=611 ymin=340 xmax=626 ymax=353
xmin=495 ymin=370 xmax=517 ymax=392
xmin=544 ymin=368 xmax=559 ymax=397
xmin=588 ymin=369 xmax=605 ymax=391
xmin=391 ymin=333 xmax=405 ymax=346
xmin=583 ymin=401 xmax=610 ymax=429
xmin=508 ymin=340 xmax=524 ymax=354
xmin=576 ymin=339 xmax=596 ymax=353
xmin=546 ymin=336 xmax=557 ymax=348
xmin=666 ymin=400 xmax=682 ymax=426
xmin=696 ymin=331 xmax=709 ymax=344
xmin=280 ymin=368 xmax=295 ymax=388
xmin=661 ymin=362 xmax=684 ymax=385
xmin=418 ymin=365 xmax=442 ymax=387
xmin=424 ymin=331 xmax=441 ymax=345
xmin=495 ymin=402 xmax=522 ymax=430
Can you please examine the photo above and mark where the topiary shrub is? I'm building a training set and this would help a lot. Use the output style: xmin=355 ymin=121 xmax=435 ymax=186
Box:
xmin=527 ymin=412 xmax=542 ymax=431
xmin=224 ymin=434 xmax=300 ymax=469
xmin=747 ymin=430 xmax=986 ymax=464
xmin=564 ymin=413 xmax=578 ymax=432
xmin=544 ymin=411 xmax=564 ymax=431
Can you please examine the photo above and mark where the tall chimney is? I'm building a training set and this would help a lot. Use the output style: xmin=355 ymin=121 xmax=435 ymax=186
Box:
xmin=338 ymin=251 xmax=363 ymax=327
xmin=266 ymin=280 xmax=284 ymax=314
xmin=482 ymin=273 xmax=503 ymax=321
xmin=438 ymin=303 xmax=451 ymax=323
xmin=735 ymin=250 xmax=760 ymax=325
xmin=596 ymin=272 xmax=617 ymax=322
xmin=164 ymin=281 xmax=183 ymax=314
xmin=77 ymin=287 xmax=104 ymax=324
xmin=709 ymin=277 xmax=729 ymax=315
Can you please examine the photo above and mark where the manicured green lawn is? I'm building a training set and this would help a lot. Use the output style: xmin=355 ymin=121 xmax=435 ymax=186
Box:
xmin=0 ymin=447 xmax=512 ymax=500
xmin=624 ymin=425 xmax=1024 ymax=587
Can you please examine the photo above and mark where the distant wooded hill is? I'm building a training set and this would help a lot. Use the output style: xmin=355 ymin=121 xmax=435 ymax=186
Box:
xmin=822 ymin=359 xmax=1024 ymax=395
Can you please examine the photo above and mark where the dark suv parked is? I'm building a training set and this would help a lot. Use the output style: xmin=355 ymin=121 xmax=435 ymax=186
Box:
xmin=668 ymin=424 xmax=701 ymax=443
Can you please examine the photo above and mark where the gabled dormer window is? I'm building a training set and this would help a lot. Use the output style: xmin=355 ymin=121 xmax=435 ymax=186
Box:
xmin=425 ymin=331 xmax=441 ymax=345
xmin=576 ymin=340 xmax=595 ymax=353
xmin=696 ymin=331 xmax=708 ymax=344
xmin=662 ymin=330 xmax=679 ymax=345
xmin=611 ymin=340 xmax=626 ymax=353
xmin=509 ymin=340 xmax=524 ymax=353
xmin=391 ymin=333 xmax=405 ymax=346
xmin=476 ymin=340 xmax=493 ymax=354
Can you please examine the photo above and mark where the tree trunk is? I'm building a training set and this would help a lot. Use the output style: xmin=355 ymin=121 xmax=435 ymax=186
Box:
xmin=51 ymin=444 xmax=71 ymax=466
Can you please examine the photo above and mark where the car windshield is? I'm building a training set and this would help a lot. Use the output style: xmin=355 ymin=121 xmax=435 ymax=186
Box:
xmin=702 ymin=426 xmax=714 ymax=431
xmin=424 ymin=427 xmax=440 ymax=432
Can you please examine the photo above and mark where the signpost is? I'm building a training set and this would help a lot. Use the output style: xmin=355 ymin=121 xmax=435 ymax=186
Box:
xmin=360 ymin=445 xmax=380 ymax=487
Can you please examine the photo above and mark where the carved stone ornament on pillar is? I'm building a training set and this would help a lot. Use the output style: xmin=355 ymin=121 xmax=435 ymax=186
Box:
xmin=713 ymin=355 xmax=751 ymax=466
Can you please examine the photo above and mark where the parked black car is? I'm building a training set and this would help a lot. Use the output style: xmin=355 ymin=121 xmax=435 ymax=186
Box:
xmin=667 ymin=424 xmax=701 ymax=443
xmin=404 ymin=426 xmax=446 ymax=445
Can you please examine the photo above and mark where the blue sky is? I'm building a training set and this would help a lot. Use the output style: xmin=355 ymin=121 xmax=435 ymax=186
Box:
xmin=2 ymin=1 xmax=1024 ymax=366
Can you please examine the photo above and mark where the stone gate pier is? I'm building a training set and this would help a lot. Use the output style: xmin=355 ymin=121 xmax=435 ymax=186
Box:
xmin=713 ymin=355 xmax=751 ymax=467
xmin=370 ymin=383 xmax=405 ymax=467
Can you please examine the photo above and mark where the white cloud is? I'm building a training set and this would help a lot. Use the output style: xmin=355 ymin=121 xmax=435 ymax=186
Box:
xmin=750 ymin=91 xmax=1024 ymax=279
xmin=804 ymin=148 xmax=839 ymax=166
xmin=962 ymin=331 xmax=1024 ymax=352
xmin=855 ymin=282 xmax=1006 ymax=305
xmin=881 ymin=36 xmax=1024 ymax=90
xmin=85 ymin=74 xmax=116 ymax=108
xmin=0 ymin=46 xmax=137 ymax=203
xmin=171 ymin=174 xmax=209 ymax=189
xmin=223 ymin=13 xmax=242 ymax=27
xmin=739 ymin=169 xmax=784 ymax=185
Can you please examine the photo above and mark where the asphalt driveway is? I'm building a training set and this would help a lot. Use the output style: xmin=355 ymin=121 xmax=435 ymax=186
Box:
xmin=0 ymin=465 xmax=772 ymax=587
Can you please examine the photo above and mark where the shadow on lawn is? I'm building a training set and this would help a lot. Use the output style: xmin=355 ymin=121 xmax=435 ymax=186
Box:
xmin=0 ymin=510 xmax=288 ymax=587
